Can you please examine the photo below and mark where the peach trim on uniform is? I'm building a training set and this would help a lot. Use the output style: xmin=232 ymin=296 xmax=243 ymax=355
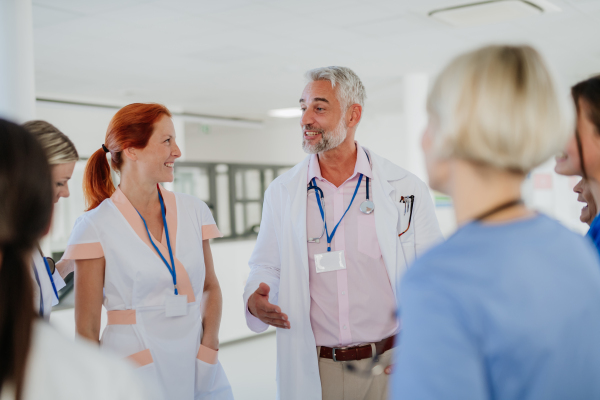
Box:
xmin=107 ymin=310 xmax=136 ymax=325
xmin=202 ymin=224 xmax=223 ymax=240
xmin=62 ymin=242 xmax=104 ymax=260
xmin=197 ymin=345 xmax=218 ymax=365
xmin=158 ymin=184 xmax=177 ymax=254
xmin=126 ymin=349 xmax=153 ymax=367
xmin=111 ymin=187 xmax=196 ymax=303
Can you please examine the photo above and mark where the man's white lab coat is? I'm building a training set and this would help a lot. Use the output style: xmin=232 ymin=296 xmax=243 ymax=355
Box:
xmin=243 ymin=148 xmax=443 ymax=400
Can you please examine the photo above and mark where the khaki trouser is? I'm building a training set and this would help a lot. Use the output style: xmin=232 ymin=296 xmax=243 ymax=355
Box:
xmin=317 ymin=347 xmax=394 ymax=400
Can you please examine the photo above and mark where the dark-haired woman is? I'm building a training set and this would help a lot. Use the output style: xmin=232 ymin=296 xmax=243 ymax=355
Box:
xmin=22 ymin=120 xmax=78 ymax=319
xmin=555 ymin=76 xmax=600 ymax=254
xmin=0 ymin=119 xmax=147 ymax=400
xmin=573 ymin=178 xmax=597 ymax=226
xmin=63 ymin=103 xmax=233 ymax=399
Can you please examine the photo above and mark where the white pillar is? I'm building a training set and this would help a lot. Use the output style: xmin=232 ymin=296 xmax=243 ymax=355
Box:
xmin=403 ymin=74 xmax=429 ymax=183
xmin=0 ymin=0 xmax=35 ymax=123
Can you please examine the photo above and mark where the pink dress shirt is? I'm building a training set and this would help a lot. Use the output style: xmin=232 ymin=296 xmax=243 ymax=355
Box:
xmin=307 ymin=142 xmax=398 ymax=347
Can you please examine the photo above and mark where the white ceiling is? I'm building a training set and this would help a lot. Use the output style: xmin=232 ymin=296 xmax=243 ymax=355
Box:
xmin=32 ymin=0 xmax=600 ymax=120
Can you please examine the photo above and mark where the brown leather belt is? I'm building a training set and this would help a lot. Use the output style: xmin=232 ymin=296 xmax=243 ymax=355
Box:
xmin=319 ymin=335 xmax=396 ymax=362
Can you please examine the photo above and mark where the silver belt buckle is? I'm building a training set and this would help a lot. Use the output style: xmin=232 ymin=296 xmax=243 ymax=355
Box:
xmin=332 ymin=346 xmax=349 ymax=362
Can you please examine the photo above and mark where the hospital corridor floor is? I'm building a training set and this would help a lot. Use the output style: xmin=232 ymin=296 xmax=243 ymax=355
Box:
xmin=219 ymin=331 xmax=277 ymax=399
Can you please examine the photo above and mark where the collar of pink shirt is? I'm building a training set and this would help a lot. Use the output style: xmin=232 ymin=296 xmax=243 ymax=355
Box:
xmin=307 ymin=141 xmax=373 ymax=185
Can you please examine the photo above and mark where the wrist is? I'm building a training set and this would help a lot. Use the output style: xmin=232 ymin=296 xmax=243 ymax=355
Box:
xmin=247 ymin=294 xmax=257 ymax=317
xmin=201 ymin=335 xmax=219 ymax=350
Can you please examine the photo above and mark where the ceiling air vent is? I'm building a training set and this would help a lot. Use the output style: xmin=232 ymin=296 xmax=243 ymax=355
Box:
xmin=429 ymin=0 xmax=544 ymax=27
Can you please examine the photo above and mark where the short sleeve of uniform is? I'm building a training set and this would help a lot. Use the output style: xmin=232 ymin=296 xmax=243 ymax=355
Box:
xmin=197 ymin=201 xmax=223 ymax=240
xmin=62 ymin=215 xmax=104 ymax=260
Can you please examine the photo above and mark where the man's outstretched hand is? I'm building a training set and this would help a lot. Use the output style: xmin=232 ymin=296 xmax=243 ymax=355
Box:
xmin=248 ymin=283 xmax=290 ymax=329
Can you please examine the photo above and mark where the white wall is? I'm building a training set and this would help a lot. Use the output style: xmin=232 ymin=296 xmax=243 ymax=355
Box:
xmin=36 ymin=101 xmax=115 ymax=157
xmin=185 ymin=118 xmax=306 ymax=165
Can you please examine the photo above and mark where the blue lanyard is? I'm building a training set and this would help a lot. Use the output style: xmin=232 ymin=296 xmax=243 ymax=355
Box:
xmin=32 ymin=265 xmax=44 ymax=317
xmin=43 ymin=256 xmax=59 ymax=300
xmin=136 ymin=191 xmax=178 ymax=295
xmin=311 ymin=174 xmax=364 ymax=252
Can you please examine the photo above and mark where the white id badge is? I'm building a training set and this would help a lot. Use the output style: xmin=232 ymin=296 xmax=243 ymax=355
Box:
xmin=165 ymin=294 xmax=188 ymax=317
xmin=314 ymin=250 xmax=346 ymax=273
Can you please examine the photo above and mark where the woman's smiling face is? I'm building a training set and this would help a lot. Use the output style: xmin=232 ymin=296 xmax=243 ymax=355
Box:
xmin=133 ymin=115 xmax=181 ymax=183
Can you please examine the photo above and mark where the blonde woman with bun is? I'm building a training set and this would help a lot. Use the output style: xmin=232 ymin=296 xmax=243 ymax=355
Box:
xmin=391 ymin=45 xmax=600 ymax=399
xmin=22 ymin=120 xmax=78 ymax=319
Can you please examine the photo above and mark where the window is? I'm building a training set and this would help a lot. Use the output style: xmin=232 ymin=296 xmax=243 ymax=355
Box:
xmin=174 ymin=161 xmax=292 ymax=239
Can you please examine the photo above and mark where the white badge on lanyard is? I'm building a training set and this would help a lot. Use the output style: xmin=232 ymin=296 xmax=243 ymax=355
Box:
xmin=165 ymin=294 xmax=188 ymax=317
xmin=314 ymin=250 xmax=347 ymax=273
xmin=309 ymin=174 xmax=363 ymax=274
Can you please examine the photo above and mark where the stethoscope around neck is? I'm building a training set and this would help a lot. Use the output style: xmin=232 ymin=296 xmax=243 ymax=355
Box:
xmin=307 ymin=150 xmax=375 ymax=244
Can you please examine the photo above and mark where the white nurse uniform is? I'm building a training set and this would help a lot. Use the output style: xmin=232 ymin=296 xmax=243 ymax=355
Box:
xmin=63 ymin=185 xmax=233 ymax=400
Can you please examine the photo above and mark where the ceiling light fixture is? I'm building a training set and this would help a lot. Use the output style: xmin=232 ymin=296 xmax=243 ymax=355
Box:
xmin=268 ymin=108 xmax=302 ymax=118
xmin=429 ymin=0 xmax=545 ymax=27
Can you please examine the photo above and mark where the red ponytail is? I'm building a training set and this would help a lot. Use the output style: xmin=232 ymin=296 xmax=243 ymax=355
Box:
xmin=83 ymin=103 xmax=171 ymax=210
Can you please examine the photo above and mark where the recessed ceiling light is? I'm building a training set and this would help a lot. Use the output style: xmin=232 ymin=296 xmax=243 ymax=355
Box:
xmin=430 ymin=0 xmax=543 ymax=27
xmin=268 ymin=108 xmax=302 ymax=118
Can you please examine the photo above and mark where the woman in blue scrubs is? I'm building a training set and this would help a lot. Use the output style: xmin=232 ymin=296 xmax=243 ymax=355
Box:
xmin=391 ymin=45 xmax=600 ymax=400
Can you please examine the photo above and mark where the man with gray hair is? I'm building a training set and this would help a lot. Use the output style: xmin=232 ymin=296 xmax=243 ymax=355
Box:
xmin=243 ymin=66 xmax=443 ymax=400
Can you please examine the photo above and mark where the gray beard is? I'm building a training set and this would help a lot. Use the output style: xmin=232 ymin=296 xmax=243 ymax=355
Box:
xmin=302 ymin=118 xmax=347 ymax=154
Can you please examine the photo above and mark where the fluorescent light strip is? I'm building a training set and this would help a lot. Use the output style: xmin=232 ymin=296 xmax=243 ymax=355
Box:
xmin=268 ymin=108 xmax=302 ymax=118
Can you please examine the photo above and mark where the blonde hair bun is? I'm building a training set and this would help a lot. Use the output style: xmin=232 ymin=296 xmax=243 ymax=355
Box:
xmin=427 ymin=45 xmax=573 ymax=173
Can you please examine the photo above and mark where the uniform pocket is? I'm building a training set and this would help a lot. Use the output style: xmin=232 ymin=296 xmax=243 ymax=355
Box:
xmin=357 ymin=212 xmax=382 ymax=259
xmin=136 ymin=361 xmax=158 ymax=381
xmin=196 ymin=344 xmax=218 ymax=396
xmin=126 ymin=348 xmax=154 ymax=367
xmin=195 ymin=345 xmax=234 ymax=400
xmin=127 ymin=349 xmax=165 ymax=398
xmin=196 ymin=360 xmax=234 ymax=400
xmin=195 ymin=358 xmax=218 ymax=397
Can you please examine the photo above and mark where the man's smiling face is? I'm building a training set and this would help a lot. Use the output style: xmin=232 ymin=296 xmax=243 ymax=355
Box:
xmin=300 ymin=80 xmax=347 ymax=154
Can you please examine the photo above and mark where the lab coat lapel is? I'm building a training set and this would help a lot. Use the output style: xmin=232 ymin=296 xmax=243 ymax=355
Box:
xmin=283 ymin=156 xmax=311 ymax=280
xmin=367 ymin=149 xmax=402 ymax=295
xmin=372 ymin=166 xmax=398 ymax=280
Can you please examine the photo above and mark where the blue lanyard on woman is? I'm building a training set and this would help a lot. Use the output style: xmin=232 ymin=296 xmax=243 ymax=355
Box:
xmin=32 ymin=256 xmax=60 ymax=317
xmin=311 ymin=174 xmax=363 ymax=252
xmin=43 ymin=256 xmax=59 ymax=300
xmin=136 ymin=191 xmax=178 ymax=295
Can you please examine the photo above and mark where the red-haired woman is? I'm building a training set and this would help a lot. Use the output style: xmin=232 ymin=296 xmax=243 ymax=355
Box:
xmin=62 ymin=103 xmax=233 ymax=399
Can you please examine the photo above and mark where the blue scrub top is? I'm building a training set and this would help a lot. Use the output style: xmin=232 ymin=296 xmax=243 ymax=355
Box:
xmin=391 ymin=214 xmax=600 ymax=400
xmin=587 ymin=214 xmax=600 ymax=258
